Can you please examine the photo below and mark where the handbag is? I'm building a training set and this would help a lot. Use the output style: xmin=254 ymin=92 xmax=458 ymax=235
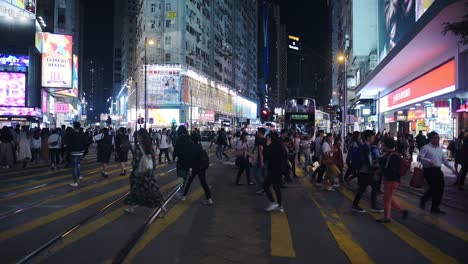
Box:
xmin=137 ymin=144 xmax=153 ymax=173
xmin=410 ymin=164 xmax=425 ymax=188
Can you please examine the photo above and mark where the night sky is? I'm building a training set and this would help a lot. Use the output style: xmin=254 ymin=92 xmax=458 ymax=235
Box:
xmin=82 ymin=0 xmax=114 ymax=90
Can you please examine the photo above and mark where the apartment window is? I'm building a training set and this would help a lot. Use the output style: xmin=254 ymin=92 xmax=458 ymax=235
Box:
xmin=165 ymin=36 xmax=172 ymax=45
xmin=150 ymin=20 xmax=155 ymax=29
xmin=165 ymin=53 xmax=171 ymax=61
xmin=151 ymin=3 xmax=156 ymax=12
xmin=166 ymin=20 xmax=171 ymax=28
xmin=166 ymin=3 xmax=171 ymax=11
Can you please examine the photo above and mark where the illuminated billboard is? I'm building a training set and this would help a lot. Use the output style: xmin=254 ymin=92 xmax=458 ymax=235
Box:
xmin=0 ymin=72 xmax=26 ymax=107
xmin=236 ymin=96 xmax=257 ymax=119
xmin=55 ymin=54 xmax=78 ymax=97
xmin=147 ymin=66 xmax=181 ymax=105
xmin=0 ymin=0 xmax=35 ymax=17
xmin=0 ymin=54 xmax=29 ymax=67
xmin=148 ymin=108 xmax=180 ymax=127
xmin=39 ymin=33 xmax=73 ymax=88
xmin=0 ymin=106 xmax=41 ymax=117
xmin=378 ymin=0 xmax=435 ymax=61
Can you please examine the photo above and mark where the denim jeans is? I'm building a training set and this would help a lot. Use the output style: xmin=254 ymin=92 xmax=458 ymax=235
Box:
xmin=252 ymin=164 xmax=265 ymax=192
xmin=216 ymin=145 xmax=224 ymax=160
xmin=71 ymin=154 xmax=82 ymax=182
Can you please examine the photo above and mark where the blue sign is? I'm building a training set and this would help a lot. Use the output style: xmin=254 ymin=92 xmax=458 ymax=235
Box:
xmin=0 ymin=54 xmax=29 ymax=67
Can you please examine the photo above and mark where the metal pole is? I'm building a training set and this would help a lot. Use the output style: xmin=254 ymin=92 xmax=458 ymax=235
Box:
xmin=342 ymin=56 xmax=347 ymax=141
xmin=144 ymin=37 xmax=148 ymax=129
xmin=190 ymin=88 xmax=193 ymax=133
xmin=135 ymin=81 xmax=138 ymax=133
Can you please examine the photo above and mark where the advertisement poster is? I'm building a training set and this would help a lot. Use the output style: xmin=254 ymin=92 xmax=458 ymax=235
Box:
xmin=0 ymin=54 xmax=29 ymax=67
xmin=0 ymin=106 xmax=41 ymax=117
xmin=0 ymin=72 xmax=26 ymax=106
xmin=40 ymin=33 xmax=73 ymax=88
xmin=147 ymin=70 xmax=180 ymax=105
xmin=236 ymin=97 xmax=257 ymax=119
xmin=55 ymin=54 xmax=78 ymax=97
xmin=148 ymin=108 xmax=180 ymax=127
xmin=200 ymin=110 xmax=215 ymax=122
xmin=12 ymin=0 xmax=25 ymax=9
xmin=416 ymin=0 xmax=435 ymax=20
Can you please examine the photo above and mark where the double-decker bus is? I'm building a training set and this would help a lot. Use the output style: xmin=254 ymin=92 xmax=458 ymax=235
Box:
xmin=283 ymin=97 xmax=316 ymax=135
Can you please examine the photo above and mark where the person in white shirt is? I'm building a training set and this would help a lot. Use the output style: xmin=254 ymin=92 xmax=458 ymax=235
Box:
xmin=417 ymin=131 xmax=457 ymax=214
xmin=158 ymin=128 xmax=171 ymax=164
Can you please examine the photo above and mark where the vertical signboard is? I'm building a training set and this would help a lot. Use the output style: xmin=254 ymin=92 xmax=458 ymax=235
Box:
xmin=55 ymin=54 xmax=78 ymax=97
xmin=39 ymin=33 xmax=73 ymax=89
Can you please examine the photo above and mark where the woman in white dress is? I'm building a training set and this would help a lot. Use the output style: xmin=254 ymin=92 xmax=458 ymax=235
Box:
xmin=16 ymin=126 xmax=32 ymax=168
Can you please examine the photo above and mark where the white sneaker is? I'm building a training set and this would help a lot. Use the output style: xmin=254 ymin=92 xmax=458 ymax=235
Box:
xmin=278 ymin=206 xmax=284 ymax=213
xmin=124 ymin=207 xmax=135 ymax=214
xmin=178 ymin=196 xmax=186 ymax=201
xmin=78 ymin=176 xmax=83 ymax=182
xmin=69 ymin=182 xmax=78 ymax=187
xmin=265 ymin=202 xmax=279 ymax=211
xmin=327 ymin=187 xmax=336 ymax=192
xmin=333 ymin=183 xmax=340 ymax=188
xmin=204 ymin=198 xmax=214 ymax=205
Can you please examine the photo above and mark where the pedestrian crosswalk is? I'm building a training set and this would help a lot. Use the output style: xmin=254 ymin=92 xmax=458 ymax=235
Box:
xmin=0 ymin=151 xmax=467 ymax=263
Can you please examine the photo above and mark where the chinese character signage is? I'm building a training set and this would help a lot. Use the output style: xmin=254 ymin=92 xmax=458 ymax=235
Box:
xmin=0 ymin=106 xmax=41 ymax=117
xmin=38 ymin=33 xmax=73 ymax=89
xmin=0 ymin=72 xmax=26 ymax=106
xmin=54 ymin=102 xmax=69 ymax=113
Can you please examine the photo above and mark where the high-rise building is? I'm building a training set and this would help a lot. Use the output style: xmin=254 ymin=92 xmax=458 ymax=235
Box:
xmin=286 ymin=34 xmax=303 ymax=98
xmin=258 ymin=0 xmax=287 ymax=111
xmin=123 ymin=0 xmax=259 ymax=129
xmin=83 ymin=59 xmax=105 ymax=122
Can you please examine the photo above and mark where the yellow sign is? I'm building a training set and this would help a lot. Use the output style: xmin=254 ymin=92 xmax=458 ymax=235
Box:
xmin=167 ymin=11 xmax=177 ymax=19
xmin=288 ymin=35 xmax=299 ymax=41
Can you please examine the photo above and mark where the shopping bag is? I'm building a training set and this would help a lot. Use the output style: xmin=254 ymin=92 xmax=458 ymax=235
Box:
xmin=410 ymin=165 xmax=425 ymax=188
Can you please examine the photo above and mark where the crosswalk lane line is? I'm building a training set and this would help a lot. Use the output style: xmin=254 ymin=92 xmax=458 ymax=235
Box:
xmin=338 ymin=187 xmax=459 ymax=264
xmin=0 ymin=187 xmax=128 ymax=241
xmin=300 ymin=179 xmax=374 ymax=264
xmin=121 ymin=187 xmax=205 ymax=264
xmin=392 ymin=194 xmax=468 ymax=242
xmin=27 ymin=179 xmax=182 ymax=263
xmin=270 ymin=211 xmax=296 ymax=257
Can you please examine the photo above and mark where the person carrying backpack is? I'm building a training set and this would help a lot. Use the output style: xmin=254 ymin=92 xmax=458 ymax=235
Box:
xmin=352 ymin=130 xmax=383 ymax=213
xmin=48 ymin=128 xmax=62 ymax=169
xmin=376 ymin=137 xmax=409 ymax=223
xmin=179 ymin=132 xmax=213 ymax=205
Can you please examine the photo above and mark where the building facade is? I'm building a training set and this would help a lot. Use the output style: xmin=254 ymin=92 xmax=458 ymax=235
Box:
xmin=333 ymin=0 xmax=468 ymax=139
xmin=124 ymin=0 xmax=259 ymax=129
xmin=286 ymin=34 xmax=303 ymax=98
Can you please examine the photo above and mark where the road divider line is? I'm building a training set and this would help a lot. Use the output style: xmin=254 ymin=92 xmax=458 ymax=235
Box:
xmin=392 ymin=195 xmax=468 ymax=243
xmin=28 ymin=180 xmax=182 ymax=263
xmin=0 ymin=187 xmax=128 ymax=241
xmin=300 ymin=178 xmax=374 ymax=264
xmin=270 ymin=211 xmax=296 ymax=258
xmin=338 ymin=187 xmax=459 ymax=264
xmin=122 ymin=187 xmax=205 ymax=264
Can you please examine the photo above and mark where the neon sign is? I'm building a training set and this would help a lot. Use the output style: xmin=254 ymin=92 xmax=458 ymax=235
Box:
xmin=0 ymin=54 xmax=29 ymax=67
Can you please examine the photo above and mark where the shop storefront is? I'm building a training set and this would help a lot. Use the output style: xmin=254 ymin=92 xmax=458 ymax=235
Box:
xmin=379 ymin=59 xmax=457 ymax=139
xmin=130 ymin=64 xmax=258 ymax=130
xmin=0 ymin=107 xmax=42 ymax=128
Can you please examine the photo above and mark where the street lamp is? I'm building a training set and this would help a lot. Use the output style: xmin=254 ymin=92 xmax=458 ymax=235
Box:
xmin=144 ymin=37 xmax=155 ymax=129
xmin=337 ymin=53 xmax=348 ymax=142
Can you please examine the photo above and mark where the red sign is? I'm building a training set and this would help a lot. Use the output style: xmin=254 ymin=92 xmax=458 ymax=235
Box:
xmin=386 ymin=60 xmax=455 ymax=108
xmin=200 ymin=110 xmax=215 ymax=122
xmin=407 ymin=107 xmax=425 ymax=121
xmin=457 ymin=104 xmax=468 ymax=113
xmin=384 ymin=113 xmax=395 ymax=123
xmin=55 ymin=103 xmax=69 ymax=113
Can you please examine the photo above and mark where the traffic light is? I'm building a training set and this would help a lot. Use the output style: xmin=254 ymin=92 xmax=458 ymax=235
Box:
xmin=261 ymin=108 xmax=270 ymax=121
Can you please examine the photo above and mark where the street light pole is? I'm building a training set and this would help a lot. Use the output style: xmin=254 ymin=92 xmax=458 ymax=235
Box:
xmin=190 ymin=87 xmax=193 ymax=132
xmin=144 ymin=37 xmax=148 ymax=129
xmin=343 ymin=55 xmax=348 ymax=139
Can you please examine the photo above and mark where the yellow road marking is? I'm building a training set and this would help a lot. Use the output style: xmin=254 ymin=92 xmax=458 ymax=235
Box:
xmin=122 ymin=187 xmax=204 ymax=264
xmin=300 ymin=179 xmax=374 ymax=264
xmin=339 ymin=187 xmax=459 ymax=264
xmin=30 ymin=180 xmax=182 ymax=263
xmin=393 ymin=195 xmax=468 ymax=242
xmin=0 ymin=158 xmax=98 ymax=182
xmin=270 ymin=212 xmax=296 ymax=257
xmin=0 ymin=187 xmax=128 ymax=241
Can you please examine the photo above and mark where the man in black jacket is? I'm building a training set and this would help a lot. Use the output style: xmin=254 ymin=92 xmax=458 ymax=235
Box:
xmin=64 ymin=122 xmax=88 ymax=186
